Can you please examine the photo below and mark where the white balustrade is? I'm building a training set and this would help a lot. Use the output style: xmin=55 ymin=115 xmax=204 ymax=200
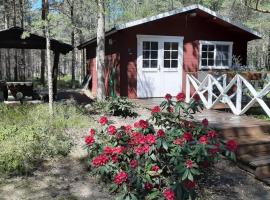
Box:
xmin=186 ymin=73 xmax=270 ymax=116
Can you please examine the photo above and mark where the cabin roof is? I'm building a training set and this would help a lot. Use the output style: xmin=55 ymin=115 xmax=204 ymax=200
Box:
xmin=0 ymin=26 xmax=73 ymax=54
xmin=78 ymin=4 xmax=261 ymax=49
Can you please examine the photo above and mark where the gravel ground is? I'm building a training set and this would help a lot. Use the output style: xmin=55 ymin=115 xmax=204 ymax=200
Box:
xmin=0 ymin=104 xmax=270 ymax=200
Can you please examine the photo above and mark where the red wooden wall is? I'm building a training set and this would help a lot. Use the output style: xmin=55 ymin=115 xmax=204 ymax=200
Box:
xmin=85 ymin=9 xmax=257 ymax=98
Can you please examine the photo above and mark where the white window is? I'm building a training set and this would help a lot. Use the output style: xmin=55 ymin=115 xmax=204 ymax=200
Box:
xmin=199 ymin=41 xmax=233 ymax=69
xmin=142 ymin=41 xmax=158 ymax=68
xmin=164 ymin=42 xmax=179 ymax=69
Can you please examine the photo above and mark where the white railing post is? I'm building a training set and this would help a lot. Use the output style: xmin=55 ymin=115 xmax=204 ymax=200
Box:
xmin=186 ymin=75 xmax=191 ymax=103
xmin=207 ymin=75 xmax=213 ymax=109
xmin=236 ymin=75 xmax=242 ymax=114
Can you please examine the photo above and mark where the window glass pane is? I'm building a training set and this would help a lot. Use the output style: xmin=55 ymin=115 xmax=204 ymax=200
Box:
xmin=202 ymin=52 xmax=207 ymax=58
xmin=201 ymin=59 xmax=207 ymax=66
xmin=208 ymin=52 xmax=214 ymax=59
xmin=151 ymin=42 xmax=158 ymax=50
xmin=151 ymin=51 xmax=158 ymax=59
xmin=143 ymin=51 xmax=150 ymax=59
xmin=223 ymin=52 xmax=229 ymax=60
xmin=202 ymin=45 xmax=207 ymax=51
xmin=208 ymin=59 xmax=214 ymax=66
xmin=164 ymin=42 xmax=170 ymax=50
xmin=164 ymin=60 xmax=170 ymax=68
xmin=216 ymin=45 xmax=222 ymax=51
xmin=208 ymin=45 xmax=214 ymax=51
xmin=171 ymin=60 xmax=178 ymax=68
xmin=143 ymin=60 xmax=149 ymax=68
xmin=151 ymin=60 xmax=158 ymax=68
xmin=164 ymin=51 xmax=170 ymax=59
xmin=222 ymin=45 xmax=229 ymax=52
xmin=171 ymin=51 xmax=178 ymax=59
xmin=143 ymin=42 xmax=150 ymax=50
xmin=222 ymin=60 xmax=228 ymax=66
xmin=171 ymin=43 xmax=178 ymax=50
xmin=216 ymin=60 xmax=222 ymax=66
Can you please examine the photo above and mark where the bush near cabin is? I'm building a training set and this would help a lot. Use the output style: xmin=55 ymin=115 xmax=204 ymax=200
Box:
xmin=85 ymin=93 xmax=237 ymax=200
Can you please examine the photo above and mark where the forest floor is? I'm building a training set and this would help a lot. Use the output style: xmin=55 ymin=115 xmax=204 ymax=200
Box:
xmin=0 ymin=92 xmax=270 ymax=199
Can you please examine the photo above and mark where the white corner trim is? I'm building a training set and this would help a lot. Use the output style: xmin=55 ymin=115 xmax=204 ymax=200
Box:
xmin=116 ymin=4 xmax=261 ymax=38
xmin=199 ymin=40 xmax=233 ymax=70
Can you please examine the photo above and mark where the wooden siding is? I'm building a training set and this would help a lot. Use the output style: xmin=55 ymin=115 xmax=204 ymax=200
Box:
xmin=85 ymin=9 xmax=255 ymax=98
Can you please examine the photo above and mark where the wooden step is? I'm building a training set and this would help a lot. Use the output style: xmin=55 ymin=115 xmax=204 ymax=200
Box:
xmin=238 ymin=154 xmax=270 ymax=179
xmin=220 ymin=125 xmax=270 ymax=140
xmin=250 ymin=155 xmax=270 ymax=167
xmin=237 ymin=140 xmax=270 ymax=156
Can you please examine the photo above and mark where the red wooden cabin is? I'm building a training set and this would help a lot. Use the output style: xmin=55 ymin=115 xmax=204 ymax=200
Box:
xmin=78 ymin=4 xmax=261 ymax=98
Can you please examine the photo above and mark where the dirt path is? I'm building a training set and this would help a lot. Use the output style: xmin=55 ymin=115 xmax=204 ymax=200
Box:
xmin=0 ymin=128 xmax=113 ymax=200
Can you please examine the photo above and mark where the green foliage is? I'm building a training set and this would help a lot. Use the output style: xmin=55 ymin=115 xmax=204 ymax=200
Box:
xmin=85 ymin=94 xmax=237 ymax=200
xmin=106 ymin=97 xmax=138 ymax=118
xmin=0 ymin=103 xmax=92 ymax=176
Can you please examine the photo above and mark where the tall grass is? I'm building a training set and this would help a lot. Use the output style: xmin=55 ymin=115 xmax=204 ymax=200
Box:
xmin=0 ymin=103 xmax=93 ymax=176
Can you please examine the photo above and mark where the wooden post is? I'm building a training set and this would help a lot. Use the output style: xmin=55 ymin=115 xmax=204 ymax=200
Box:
xmin=52 ymin=51 xmax=60 ymax=99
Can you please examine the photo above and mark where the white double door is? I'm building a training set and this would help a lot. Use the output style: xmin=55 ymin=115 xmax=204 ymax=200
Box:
xmin=137 ymin=35 xmax=183 ymax=98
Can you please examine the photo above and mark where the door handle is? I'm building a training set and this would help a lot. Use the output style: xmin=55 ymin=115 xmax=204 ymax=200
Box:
xmin=158 ymin=65 xmax=161 ymax=71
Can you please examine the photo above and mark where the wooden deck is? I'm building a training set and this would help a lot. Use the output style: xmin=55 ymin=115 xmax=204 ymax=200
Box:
xmin=133 ymin=98 xmax=270 ymax=185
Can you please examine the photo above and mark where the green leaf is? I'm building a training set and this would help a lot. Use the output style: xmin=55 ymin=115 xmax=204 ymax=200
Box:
xmin=162 ymin=141 xmax=168 ymax=150
xmin=182 ymin=169 xmax=189 ymax=180
xmin=150 ymin=153 xmax=157 ymax=161
xmin=188 ymin=171 xmax=194 ymax=181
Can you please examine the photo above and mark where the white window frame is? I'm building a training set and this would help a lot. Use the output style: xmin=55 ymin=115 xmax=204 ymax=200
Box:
xmin=199 ymin=40 xmax=233 ymax=70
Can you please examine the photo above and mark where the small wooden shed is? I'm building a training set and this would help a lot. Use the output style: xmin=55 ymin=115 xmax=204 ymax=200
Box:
xmin=0 ymin=26 xmax=73 ymax=98
xmin=78 ymin=4 xmax=261 ymax=98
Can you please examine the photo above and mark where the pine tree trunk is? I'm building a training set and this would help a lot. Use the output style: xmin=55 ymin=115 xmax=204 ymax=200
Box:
xmin=96 ymin=0 xmax=106 ymax=100
xmin=70 ymin=1 xmax=76 ymax=88
xmin=45 ymin=0 xmax=53 ymax=114
xmin=40 ymin=0 xmax=46 ymax=85
xmin=3 ymin=0 xmax=11 ymax=80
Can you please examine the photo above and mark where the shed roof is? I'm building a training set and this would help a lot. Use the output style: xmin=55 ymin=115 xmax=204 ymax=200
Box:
xmin=0 ymin=26 xmax=73 ymax=54
xmin=78 ymin=4 xmax=261 ymax=49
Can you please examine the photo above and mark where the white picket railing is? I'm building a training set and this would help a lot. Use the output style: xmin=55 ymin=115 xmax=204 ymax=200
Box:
xmin=186 ymin=73 xmax=270 ymax=116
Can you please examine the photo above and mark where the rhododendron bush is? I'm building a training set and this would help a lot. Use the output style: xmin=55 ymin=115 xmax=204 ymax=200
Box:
xmin=85 ymin=93 xmax=237 ymax=200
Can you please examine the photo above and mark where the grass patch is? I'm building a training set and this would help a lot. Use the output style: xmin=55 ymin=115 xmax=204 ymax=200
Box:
xmin=0 ymin=103 xmax=93 ymax=176
xmin=245 ymin=107 xmax=270 ymax=121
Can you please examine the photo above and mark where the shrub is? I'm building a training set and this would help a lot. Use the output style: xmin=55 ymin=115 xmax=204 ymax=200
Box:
xmin=85 ymin=93 xmax=237 ymax=200
xmin=106 ymin=97 xmax=138 ymax=118
xmin=0 ymin=103 xmax=92 ymax=176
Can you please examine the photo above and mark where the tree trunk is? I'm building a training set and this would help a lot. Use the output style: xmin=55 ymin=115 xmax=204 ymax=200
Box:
xmin=19 ymin=0 xmax=26 ymax=81
xmin=52 ymin=52 xmax=60 ymax=98
xmin=3 ymin=0 xmax=11 ymax=80
xmin=45 ymin=0 xmax=53 ymax=114
xmin=13 ymin=0 xmax=18 ymax=81
xmin=40 ymin=0 xmax=46 ymax=85
xmin=71 ymin=2 xmax=76 ymax=88
xmin=96 ymin=0 xmax=106 ymax=100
